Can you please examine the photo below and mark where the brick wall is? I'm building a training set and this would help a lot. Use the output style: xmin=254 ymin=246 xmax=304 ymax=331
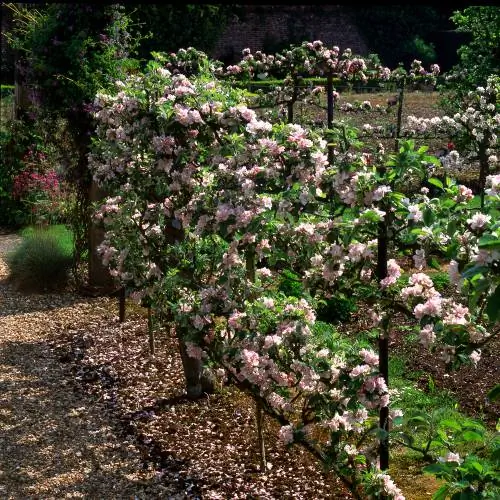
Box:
xmin=211 ymin=5 xmax=368 ymax=63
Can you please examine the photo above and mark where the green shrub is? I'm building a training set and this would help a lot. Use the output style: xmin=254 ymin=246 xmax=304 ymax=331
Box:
xmin=278 ymin=269 xmax=304 ymax=298
xmin=430 ymin=271 xmax=451 ymax=294
xmin=316 ymin=293 xmax=358 ymax=324
xmin=7 ymin=225 xmax=74 ymax=292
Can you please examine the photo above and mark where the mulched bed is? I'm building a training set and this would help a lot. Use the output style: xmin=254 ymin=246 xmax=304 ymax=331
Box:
xmin=51 ymin=308 xmax=352 ymax=499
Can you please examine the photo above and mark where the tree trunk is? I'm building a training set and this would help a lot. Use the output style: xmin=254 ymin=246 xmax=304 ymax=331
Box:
xmin=176 ymin=326 xmax=215 ymax=399
xmin=88 ymin=180 xmax=114 ymax=289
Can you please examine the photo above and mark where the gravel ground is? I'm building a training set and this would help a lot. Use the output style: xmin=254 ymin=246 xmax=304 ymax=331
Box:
xmin=0 ymin=239 xmax=183 ymax=498
xmin=0 ymin=234 xmax=351 ymax=499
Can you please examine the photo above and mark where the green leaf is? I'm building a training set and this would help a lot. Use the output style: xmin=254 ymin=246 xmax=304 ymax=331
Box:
xmin=462 ymin=265 xmax=489 ymax=279
xmin=407 ymin=415 xmax=429 ymax=428
xmin=432 ymin=484 xmax=450 ymax=500
xmin=423 ymin=208 xmax=435 ymax=226
xmin=440 ymin=419 xmax=462 ymax=431
xmin=461 ymin=431 xmax=483 ymax=442
xmin=468 ymin=461 xmax=483 ymax=474
xmin=486 ymin=286 xmax=500 ymax=323
xmin=424 ymin=463 xmax=447 ymax=474
xmin=478 ymin=235 xmax=500 ymax=250
xmin=428 ymin=177 xmax=444 ymax=189
xmin=487 ymin=383 xmax=500 ymax=402
xmin=451 ymin=490 xmax=475 ymax=500
xmin=429 ymin=257 xmax=442 ymax=270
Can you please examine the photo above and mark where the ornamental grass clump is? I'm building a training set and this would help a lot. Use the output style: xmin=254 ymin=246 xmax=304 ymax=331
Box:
xmin=6 ymin=226 xmax=74 ymax=292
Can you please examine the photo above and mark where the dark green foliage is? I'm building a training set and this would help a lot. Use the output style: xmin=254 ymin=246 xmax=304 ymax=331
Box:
xmin=452 ymin=7 xmax=500 ymax=86
xmin=315 ymin=293 xmax=357 ymax=324
xmin=350 ymin=6 xmax=454 ymax=68
xmin=278 ymin=269 xmax=304 ymax=298
xmin=125 ymin=4 xmax=240 ymax=64
xmin=6 ymin=4 xmax=140 ymax=114
xmin=6 ymin=225 xmax=74 ymax=292
xmin=439 ymin=6 xmax=500 ymax=109
xmin=0 ymin=118 xmax=43 ymax=227
xmin=430 ymin=271 xmax=451 ymax=294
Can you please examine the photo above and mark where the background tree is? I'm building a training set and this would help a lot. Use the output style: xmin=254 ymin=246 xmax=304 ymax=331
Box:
xmin=124 ymin=4 xmax=241 ymax=65
xmin=446 ymin=6 xmax=500 ymax=94
xmin=5 ymin=3 xmax=141 ymax=287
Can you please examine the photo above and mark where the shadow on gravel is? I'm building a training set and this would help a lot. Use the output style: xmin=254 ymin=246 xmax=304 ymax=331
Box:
xmin=0 ymin=284 xmax=95 ymax=318
xmin=0 ymin=338 xmax=201 ymax=498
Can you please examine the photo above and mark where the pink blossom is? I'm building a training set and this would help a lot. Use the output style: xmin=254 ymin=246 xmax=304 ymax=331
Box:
xmin=414 ymin=295 xmax=442 ymax=319
xmin=192 ymin=314 xmax=205 ymax=330
xmin=469 ymin=349 xmax=481 ymax=366
xmin=260 ymin=297 xmax=275 ymax=308
xmin=263 ymin=335 xmax=282 ymax=349
xmin=185 ymin=342 xmax=203 ymax=360
xmin=241 ymin=349 xmax=260 ymax=368
xmin=448 ymin=260 xmax=461 ymax=285
xmin=349 ymin=364 xmax=371 ymax=378
xmin=228 ymin=311 xmax=246 ymax=330
xmin=359 ymin=348 xmax=379 ymax=366
xmin=440 ymin=452 xmax=463 ymax=464
xmin=455 ymin=185 xmax=474 ymax=202
xmin=278 ymin=424 xmax=294 ymax=445
xmin=380 ymin=259 xmax=401 ymax=288
xmin=443 ymin=302 xmax=469 ymax=325
xmin=467 ymin=213 xmax=491 ymax=231
xmin=408 ymin=204 xmax=423 ymax=222
xmin=256 ymin=267 xmax=272 ymax=278
xmin=419 ymin=324 xmax=436 ymax=348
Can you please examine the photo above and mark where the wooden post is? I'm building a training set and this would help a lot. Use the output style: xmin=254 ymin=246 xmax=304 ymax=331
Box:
xmin=148 ymin=306 xmax=155 ymax=355
xmin=256 ymin=400 xmax=266 ymax=471
xmin=394 ymin=77 xmax=405 ymax=152
xmin=246 ymin=246 xmax=267 ymax=471
xmin=377 ymin=164 xmax=390 ymax=472
xmin=118 ymin=287 xmax=126 ymax=323
xmin=88 ymin=180 xmax=114 ymax=290
xmin=326 ymin=71 xmax=335 ymax=164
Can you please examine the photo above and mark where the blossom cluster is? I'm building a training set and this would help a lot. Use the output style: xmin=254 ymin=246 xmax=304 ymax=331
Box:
xmin=88 ymin=48 xmax=498 ymax=499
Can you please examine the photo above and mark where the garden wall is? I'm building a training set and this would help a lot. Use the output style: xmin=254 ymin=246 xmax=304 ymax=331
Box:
xmin=212 ymin=5 xmax=368 ymax=63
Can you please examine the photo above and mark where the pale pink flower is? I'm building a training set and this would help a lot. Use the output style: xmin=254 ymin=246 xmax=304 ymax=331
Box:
xmin=192 ymin=314 xmax=205 ymax=330
xmin=263 ymin=335 xmax=282 ymax=349
xmin=456 ymin=185 xmax=474 ymax=202
xmin=414 ymin=295 xmax=442 ymax=319
xmin=359 ymin=348 xmax=379 ymax=366
xmin=228 ymin=311 xmax=246 ymax=330
xmin=419 ymin=324 xmax=436 ymax=348
xmin=260 ymin=297 xmax=275 ymax=309
xmin=467 ymin=213 xmax=491 ymax=231
xmin=469 ymin=349 xmax=481 ymax=366
xmin=443 ymin=302 xmax=469 ymax=326
xmin=256 ymin=267 xmax=272 ymax=278
xmin=185 ymin=342 xmax=203 ymax=360
xmin=278 ymin=424 xmax=294 ymax=445
xmin=349 ymin=364 xmax=371 ymax=378
xmin=380 ymin=259 xmax=401 ymax=288
xmin=408 ymin=204 xmax=423 ymax=222
xmin=441 ymin=452 xmax=463 ymax=464
xmin=448 ymin=260 xmax=461 ymax=285
xmin=413 ymin=249 xmax=426 ymax=270
xmin=241 ymin=349 xmax=260 ymax=368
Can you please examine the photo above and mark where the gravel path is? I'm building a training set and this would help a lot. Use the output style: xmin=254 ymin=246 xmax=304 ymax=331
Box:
xmin=0 ymin=234 xmax=182 ymax=499
xmin=0 ymin=233 xmax=352 ymax=499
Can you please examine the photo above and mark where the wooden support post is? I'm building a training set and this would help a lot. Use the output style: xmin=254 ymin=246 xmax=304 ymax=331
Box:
xmin=118 ymin=287 xmax=125 ymax=323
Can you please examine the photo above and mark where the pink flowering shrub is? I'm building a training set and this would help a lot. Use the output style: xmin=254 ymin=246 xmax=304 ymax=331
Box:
xmin=89 ymin=46 xmax=498 ymax=498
